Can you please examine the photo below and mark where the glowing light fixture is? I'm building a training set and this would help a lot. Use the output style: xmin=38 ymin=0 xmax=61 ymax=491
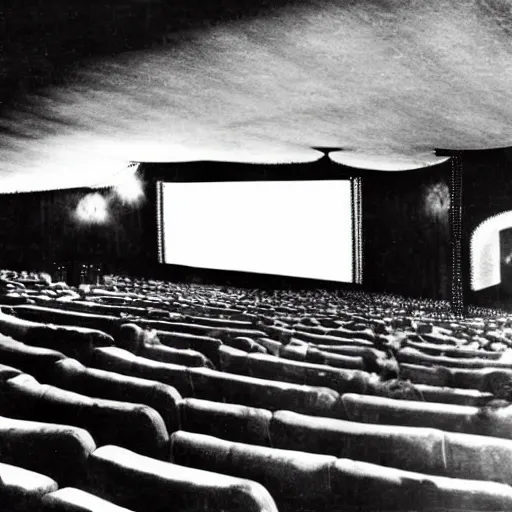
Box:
xmin=114 ymin=165 xmax=144 ymax=205
xmin=74 ymin=193 xmax=109 ymax=224
xmin=424 ymin=182 xmax=450 ymax=221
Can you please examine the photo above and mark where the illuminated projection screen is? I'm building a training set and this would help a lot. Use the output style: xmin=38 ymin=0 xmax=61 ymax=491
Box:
xmin=157 ymin=180 xmax=362 ymax=283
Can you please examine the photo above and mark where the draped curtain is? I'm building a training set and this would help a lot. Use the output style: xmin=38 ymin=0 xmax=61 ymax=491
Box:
xmin=0 ymin=185 xmax=155 ymax=275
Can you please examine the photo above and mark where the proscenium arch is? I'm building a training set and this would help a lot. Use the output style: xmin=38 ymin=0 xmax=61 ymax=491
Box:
xmin=471 ymin=211 xmax=512 ymax=291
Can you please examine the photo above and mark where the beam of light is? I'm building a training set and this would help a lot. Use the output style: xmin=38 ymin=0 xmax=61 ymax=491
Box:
xmin=74 ymin=193 xmax=110 ymax=225
xmin=113 ymin=165 xmax=145 ymax=205
xmin=424 ymin=182 xmax=450 ymax=221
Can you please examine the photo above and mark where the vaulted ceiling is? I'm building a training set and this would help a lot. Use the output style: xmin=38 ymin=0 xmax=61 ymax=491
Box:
xmin=1 ymin=0 xmax=510 ymax=192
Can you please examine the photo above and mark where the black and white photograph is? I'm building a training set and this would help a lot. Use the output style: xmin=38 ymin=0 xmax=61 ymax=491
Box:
xmin=1 ymin=0 xmax=512 ymax=511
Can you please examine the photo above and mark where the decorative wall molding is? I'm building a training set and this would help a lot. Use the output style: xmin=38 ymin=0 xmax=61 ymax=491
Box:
xmin=351 ymin=176 xmax=363 ymax=284
xmin=450 ymin=155 xmax=464 ymax=315
xmin=156 ymin=181 xmax=165 ymax=264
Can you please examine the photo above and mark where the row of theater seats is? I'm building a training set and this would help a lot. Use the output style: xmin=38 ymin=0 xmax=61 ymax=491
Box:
xmin=3 ymin=306 xmax=509 ymax=371
xmin=4 ymin=347 xmax=512 ymax=483
xmin=0 ymin=304 xmax=508 ymax=408
xmin=1 ymin=463 xmax=126 ymax=512
xmin=6 ymin=375 xmax=512 ymax=512
xmin=0 ymin=317 xmax=508 ymax=436
xmin=0 ymin=417 xmax=278 ymax=512
xmin=2 ymin=302 xmax=512 ymax=411
xmin=3 ymin=275 xmax=512 ymax=510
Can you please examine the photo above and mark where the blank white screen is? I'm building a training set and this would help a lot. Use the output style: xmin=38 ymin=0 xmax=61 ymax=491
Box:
xmin=161 ymin=180 xmax=353 ymax=282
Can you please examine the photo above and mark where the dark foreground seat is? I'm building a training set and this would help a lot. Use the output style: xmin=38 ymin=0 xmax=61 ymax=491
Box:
xmin=170 ymin=430 xmax=336 ymax=512
xmin=51 ymin=358 xmax=182 ymax=433
xmin=85 ymin=445 xmax=279 ymax=512
xmin=0 ymin=374 xmax=169 ymax=459
xmin=0 ymin=362 xmax=23 ymax=381
xmin=169 ymin=431 xmax=512 ymax=512
xmin=0 ymin=415 xmax=96 ymax=487
xmin=40 ymin=488 xmax=134 ymax=512
xmin=0 ymin=462 xmax=58 ymax=512
xmin=0 ymin=335 xmax=65 ymax=381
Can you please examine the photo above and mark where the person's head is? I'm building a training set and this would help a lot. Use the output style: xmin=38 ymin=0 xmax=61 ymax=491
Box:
xmin=39 ymin=272 xmax=52 ymax=286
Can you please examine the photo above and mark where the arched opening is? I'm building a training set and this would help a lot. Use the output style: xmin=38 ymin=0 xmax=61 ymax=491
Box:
xmin=471 ymin=211 xmax=512 ymax=291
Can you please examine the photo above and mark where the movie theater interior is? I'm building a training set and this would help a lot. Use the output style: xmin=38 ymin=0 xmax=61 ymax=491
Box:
xmin=1 ymin=1 xmax=512 ymax=511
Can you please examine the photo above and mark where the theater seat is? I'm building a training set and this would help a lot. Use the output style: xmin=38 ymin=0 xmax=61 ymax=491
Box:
xmin=330 ymin=458 xmax=512 ymax=511
xmin=256 ymin=337 xmax=282 ymax=356
xmin=10 ymin=305 xmax=121 ymax=339
xmin=293 ymin=328 xmax=375 ymax=345
xmin=93 ymin=346 xmax=342 ymax=417
xmin=398 ymin=347 xmax=512 ymax=369
xmin=0 ymin=462 xmax=58 ymax=512
xmin=0 ymin=415 xmax=96 ymax=487
xmin=146 ymin=320 xmax=266 ymax=343
xmin=169 ymin=431 xmax=512 ymax=511
xmin=85 ymin=445 xmax=279 ymax=512
xmin=179 ymin=398 xmax=272 ymax=446
xmin=0 ymin=362 xmax=23 ymax=381
xmin=304 ymin=346 xmax=367 ymax=370
xmin=0 ymin=374 xmax=169 ymax=459
xmin=405 ymin=340 xmax=502 ymax=360
xmin=155 ymin=330 xmax=222 ymax=366
xmin=341 ymin=392 xmax=512 ymax=440
xmin=51 ymin=358 xmax=182 ymax=433
xmin=40 ymin=488 xmax=134 ymax=512
xmin=413 ymin=383 xmax=494 ymax=407
xmin=219 ymin=347 xmax=370 ymax=394
xmin=170 ymin=431 xmax=335 ymax=512
xmin=118 ymin=323 xmax=213 ymax=368
xmin=400 ymin=363 xmax=453 ymax=387
xmin=227 ymin=337 xmax=267 ymax=353
xmin=270 ymin=410 xmax=446 ymax=474
xmin=0 ymin=335 xmax=66 ymax=382
xmin=91 ymin=346 xmax=195 ymax=396
xmin=0 ymin=310 xmax=114 ymax=365
xmin=183 ymin=315 xmax=253 ymax=329
xmin=188 ymin=367 xmax=343 ymax=417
